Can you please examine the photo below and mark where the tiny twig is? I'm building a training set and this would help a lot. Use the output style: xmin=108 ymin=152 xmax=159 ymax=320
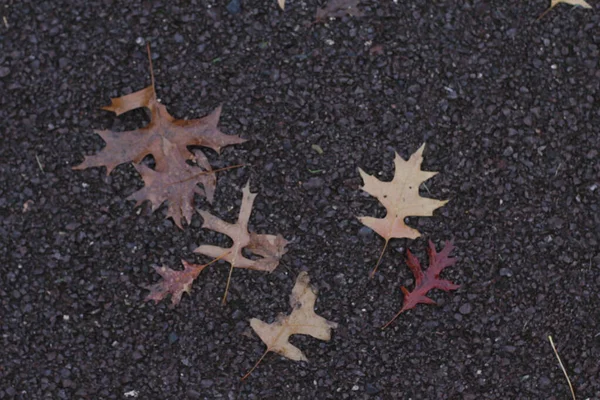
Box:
xmin=35 ymin=154 xmax=45 ymax=173
xmin=554 ymin=162 xmax=562 ymax=178
xmin=422 ymin=182 xmax=431 ymax=195
xmin=548 ymin=335 xmax=577 ymax=400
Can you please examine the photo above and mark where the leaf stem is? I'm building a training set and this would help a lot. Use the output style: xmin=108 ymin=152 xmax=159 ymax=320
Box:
xmin=203 ymin=251 xmax=231 ymax=268
xmin=381 ymin=307 xmax=405 ymax=330
xmin=146 ymin=42 xmax=155 ymax=91
xmin=241 ymin=349 xmax=269 ymax=381
xmin=370 ymin=238 xmax=389 ymax=279
xmin=537 ymin=5 xmax=554 ymax=21
xmin=172 ymin=164 xmax=246 ymax=186
xmin=222 ymin=262 xmax=235 ymax=305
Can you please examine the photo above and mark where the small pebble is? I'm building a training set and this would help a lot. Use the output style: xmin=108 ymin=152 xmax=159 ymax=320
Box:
xmin=62 ymin=379 xmax=74 ymax=388
xmin=303 ymin=177 xmax=324 ymax=190
xmin=459 ymin=303 xmax=472 ymax=315
xmin=186 ymin=389 xmax=201 ymax=399
xmin=365 ymin=383 xmax=380 ymax=394
xmin=200 ymin=379 xmax=214 ymax=388
xmin=226 ymin=0 xmax=242 ymax=14
xmin=333 ymin=273 xmax=346 ymax=286
xmin=358 ymin=226 xmax=374 ymax=240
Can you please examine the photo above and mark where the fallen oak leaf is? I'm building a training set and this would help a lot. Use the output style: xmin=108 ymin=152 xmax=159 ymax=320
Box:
xmin=358 ymin=143 xmax=448 ymax=277
xmin=242 ymin=271 xmax=338 ymax=380
xmin=316 ymin=0 xmax=364 ymax=22
xmin=194 ymin=181 xmax=288 ymax=304
xmin=538 ymin=0 xmax=592 ymax=20
xmin=73 ymin=44 xmax=246 ymax=228
xmin=382 ymin=240 xmax=460 ymax=329
xmin=144 ymin=252 xmax=229 ymax=307
xmin=551 ymin=0 xmax=592 ymax=7
xmin=128 ymin=148 xmax=244 ymax=227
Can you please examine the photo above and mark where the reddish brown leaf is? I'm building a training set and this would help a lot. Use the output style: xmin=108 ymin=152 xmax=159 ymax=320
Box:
xmin=73 ymin=45 xmax=246 ymax=229
xmin=127 ymin=147 xmax=218 ymax=227
xmin=145 ymin=260 xmax=209 ymax=307
xmin=145 ymin=253 xmax=229 ymax=307
xmin=316 ymin=0 xmax=364 ymax=21
xmin=383 ymin=240 xmax=460 ymax=329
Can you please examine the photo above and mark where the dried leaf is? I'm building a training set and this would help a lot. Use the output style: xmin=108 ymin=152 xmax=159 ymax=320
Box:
xmin=382 ymin=240 xmax=460 ymax=329
xmin=278 ymin=0 xmax=285 ymax=10
xmin=539 ymin=0 xmax=592 ymax=19
xmin=73 ymin=45 xmax=246 ymax=229
xmin=194 ymin=181 xmax=288 ymax=303
xmin=145 ymin=260 xmax=208 ymax=306
xmin=243 ymin=272 xmax=338 ymax=379
xmin=552 ymin=0 xmax=591 ymax=8
xmin=316 ymin=0 xmax=364 ymax=21
xmin=145 ymin=252 xmax=230 ymax=307
xmin=358 ymin=143 xmax=448 ymax=276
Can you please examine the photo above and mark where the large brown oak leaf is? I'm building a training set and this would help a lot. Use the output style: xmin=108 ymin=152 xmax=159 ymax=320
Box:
xmin=73 ymin=50 xmax=245 ymax=228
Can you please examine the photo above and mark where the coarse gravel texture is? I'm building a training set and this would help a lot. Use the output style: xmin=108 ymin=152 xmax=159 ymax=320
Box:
xmin=1 ymin=0 xmax=599 ymax=399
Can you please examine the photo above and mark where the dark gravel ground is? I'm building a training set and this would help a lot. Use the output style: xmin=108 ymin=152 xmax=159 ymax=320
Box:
xmin=1 ymin=0 xmax=599 ymax=399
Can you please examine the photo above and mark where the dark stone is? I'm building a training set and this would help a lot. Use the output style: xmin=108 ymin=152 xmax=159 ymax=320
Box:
xmin=227 ymin=0 xmax=242 ymax=14
xmin=459 ymin=303 xmax=472 ymax=315
xmin=365 ymin=383 xmax=380 ymax=394
xmin=303 ymin=177 xmax=324 ymax=190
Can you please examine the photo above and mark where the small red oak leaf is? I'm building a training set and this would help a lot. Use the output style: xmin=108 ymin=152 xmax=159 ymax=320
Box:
xmin=383 ymin=240 xmax=460 ymax=329
xmin=144 ymin=260 xmax=208 ymax=307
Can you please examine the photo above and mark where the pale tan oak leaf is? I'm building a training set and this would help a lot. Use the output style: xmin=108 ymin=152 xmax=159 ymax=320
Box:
xmin=539 ymin=0 xmax=592 ymax=19
xmin=358 ymin=143 xmax=448 ymax=277
xmin=194 ymin=182 xmax=288 ymax=304
xmin=242 ymin=272 xmax=338 ymax=380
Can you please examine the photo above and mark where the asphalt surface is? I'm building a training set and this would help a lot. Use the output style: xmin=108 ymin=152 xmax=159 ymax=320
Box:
xmin=1 ymin=0 xmax=599 ymax=399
